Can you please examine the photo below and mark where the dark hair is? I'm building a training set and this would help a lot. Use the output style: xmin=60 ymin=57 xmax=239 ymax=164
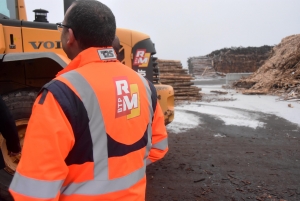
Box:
xmin=65 ymin=0 xmax=116 ymax=50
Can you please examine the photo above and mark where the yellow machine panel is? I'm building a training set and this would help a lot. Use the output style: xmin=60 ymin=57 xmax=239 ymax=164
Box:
xmin=131 ymin=31 xmax=150 ymax=48
xmin=2 ymin=26 xmax=23 ymax=53
xmin=116 ymin=28 xmax=133 ymax=67
xmin=22 ymin=27 xmax=64 ymax=55
xmin=17 ymin=0 xmax=27 ymax=21
xmin=116 ymin=28 xmax=132 ymax=47
xmin=0 ymin=24 xmax=5 ymax=53
xmin=155 ymin=84 xmax=175 ymax=124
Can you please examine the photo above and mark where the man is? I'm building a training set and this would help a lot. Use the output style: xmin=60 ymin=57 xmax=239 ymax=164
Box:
xmin=0 ymin=96 xmax=21 ymax=169
xmin=9 ymin=1 xmax=168 ymax=200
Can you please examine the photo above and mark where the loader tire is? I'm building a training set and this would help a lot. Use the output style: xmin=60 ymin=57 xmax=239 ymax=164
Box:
xmin=0 ymin=88 xmax=39 ymax=201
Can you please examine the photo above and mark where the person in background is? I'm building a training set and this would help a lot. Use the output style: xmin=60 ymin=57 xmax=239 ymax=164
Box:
xmin=112 ymin=35 xmax=121 ymax=60
xmin=112 ymin=35 xmax=124 ymax=62
xmin=0 ymin=96 xmax=21 ymax=170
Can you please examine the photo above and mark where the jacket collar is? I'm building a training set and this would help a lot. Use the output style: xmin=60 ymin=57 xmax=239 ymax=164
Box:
xmin=56 ymin=47 xmax=117 ymax=77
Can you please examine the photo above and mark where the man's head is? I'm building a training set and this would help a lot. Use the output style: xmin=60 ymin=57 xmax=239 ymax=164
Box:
xmin=61 ymin=0 xmax=116 ymax=60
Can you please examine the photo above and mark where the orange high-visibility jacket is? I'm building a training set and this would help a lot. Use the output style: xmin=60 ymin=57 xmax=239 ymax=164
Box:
xmin=9 ymin=47 xmax=168 ymax=201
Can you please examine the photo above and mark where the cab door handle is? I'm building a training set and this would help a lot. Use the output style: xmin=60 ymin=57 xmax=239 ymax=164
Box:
xmin=9 ymin=34 xmax=16 ymax=49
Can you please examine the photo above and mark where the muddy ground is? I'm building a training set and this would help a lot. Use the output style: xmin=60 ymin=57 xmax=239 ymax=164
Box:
xmin=146 ymin=109 xmax=300 ymax=201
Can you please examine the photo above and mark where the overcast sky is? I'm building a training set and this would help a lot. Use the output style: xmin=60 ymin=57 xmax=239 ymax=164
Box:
xmin=25 ymin=0 xmax=300 ymax=67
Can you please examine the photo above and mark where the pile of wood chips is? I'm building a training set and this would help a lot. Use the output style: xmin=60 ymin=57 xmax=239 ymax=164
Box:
xmin=234 ymin=34 xmax=300 ymax=101
xmin=157 ymin=59 xmax=202 ymax=101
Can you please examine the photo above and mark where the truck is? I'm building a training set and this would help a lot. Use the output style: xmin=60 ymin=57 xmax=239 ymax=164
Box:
xmin=0 ymin=0 xmax=174 ymax=199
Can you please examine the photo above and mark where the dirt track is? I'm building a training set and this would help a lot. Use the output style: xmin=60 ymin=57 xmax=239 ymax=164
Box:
xmin=146 ymin=109 xmax=300 ymax=201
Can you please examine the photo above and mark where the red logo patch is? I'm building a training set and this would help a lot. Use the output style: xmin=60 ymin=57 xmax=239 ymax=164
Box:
xmin=114 ymin=77 xmax=140 ymax=119
xmin=133 ymin=49 xmax=151 ymax=67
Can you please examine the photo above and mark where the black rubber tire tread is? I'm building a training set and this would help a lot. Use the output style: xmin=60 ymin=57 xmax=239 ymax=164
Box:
xmin=0 ymin=88 xmax=39 ymax=201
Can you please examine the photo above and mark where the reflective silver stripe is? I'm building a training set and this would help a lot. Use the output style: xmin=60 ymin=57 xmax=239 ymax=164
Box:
xmin=10 ymin=172 xmax=63 ymax=199
xmin=145 ymin=123 xmax=152 ymax=159
xmin=61 ymin=71 xmax=108 ymax=180
xmin=137 ymin=74 xmax=153 ymax=162
xmin=61 ymin=165 xmax=146 ymax=195
xmin=146 ymin=159 xmax=152 ymax=166
xmin=137 ymin=74 xmax=153 ymax=119
xmin=152 ymin=138 xmax=168 ymax=150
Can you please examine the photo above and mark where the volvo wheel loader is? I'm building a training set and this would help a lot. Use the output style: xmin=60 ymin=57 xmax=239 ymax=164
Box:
xmin=0 ymin=0 xmax=174 ymax=200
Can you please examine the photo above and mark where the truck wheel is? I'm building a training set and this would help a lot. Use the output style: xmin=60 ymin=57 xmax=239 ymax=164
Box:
xmin=0 ymin=89 xmax=38 ymax=201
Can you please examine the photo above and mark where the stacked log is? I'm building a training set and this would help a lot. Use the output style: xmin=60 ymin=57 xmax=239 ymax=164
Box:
xmin=188 ymin=56 xmax=217 ymax=78
xmin=157 ymin=59 xmax=202 ymax=101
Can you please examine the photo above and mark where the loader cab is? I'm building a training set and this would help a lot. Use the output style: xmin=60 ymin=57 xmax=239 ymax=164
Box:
xmin=0 ymin=0 xmax=27 ymax=20
xmin=0 ymin=0 xmax=27 ymax=21
xmin=0 ymin=0 xmax=18 ymax=19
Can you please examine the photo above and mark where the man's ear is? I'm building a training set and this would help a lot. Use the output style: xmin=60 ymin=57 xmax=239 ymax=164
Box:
xmin=67 ymin=28 xmax=76 ymax=46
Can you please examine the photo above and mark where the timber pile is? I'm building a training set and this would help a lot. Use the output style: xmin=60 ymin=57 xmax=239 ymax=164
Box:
xmin=234 ymin=34 xmax=300 ymax=99
xmin=187 ymin=56 xmax=217 ymax=78
xmin=157 ymin=59 xmax=202 ymax=101
xmin=188 ymin=46 xmax=272 ymax=76
xmin=208 ymin=46 xmax=273 ymax=74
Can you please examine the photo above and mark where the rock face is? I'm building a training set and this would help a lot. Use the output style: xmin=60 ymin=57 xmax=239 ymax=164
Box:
xmin=234 ymin=34 xmax=300 ymax=96
xmin=188 ymin=45 xmax=273 ymax=77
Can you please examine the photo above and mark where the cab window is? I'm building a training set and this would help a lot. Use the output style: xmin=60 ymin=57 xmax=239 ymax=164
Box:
xmin=0 ymin=0 xmax=17 ymax=19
